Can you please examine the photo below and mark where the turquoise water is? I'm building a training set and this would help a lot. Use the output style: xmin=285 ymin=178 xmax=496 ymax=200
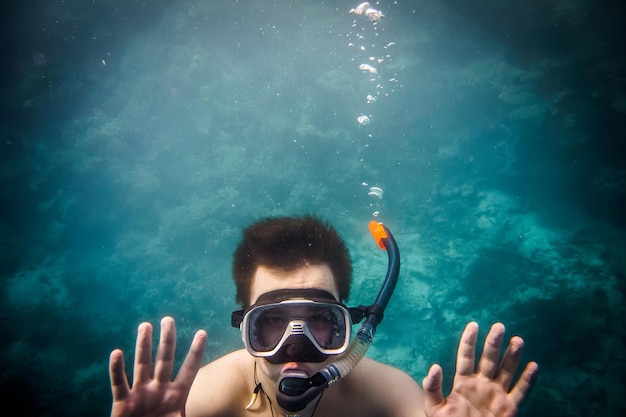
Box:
xmin=1 ymin=1 xmax=624 ymax=416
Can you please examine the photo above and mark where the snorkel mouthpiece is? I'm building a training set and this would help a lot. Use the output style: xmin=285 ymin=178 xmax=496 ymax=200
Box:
xmin=278 ymin=367 xmax=339 ymax=410
xmin=277 ymin=221 xmax=400 ymax=412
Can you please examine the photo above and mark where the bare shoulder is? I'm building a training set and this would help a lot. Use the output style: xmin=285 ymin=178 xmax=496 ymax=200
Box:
xmin=338 ymin=358 xmax=424 ymax=416
xmin=186 ymin=349 xmax=254 ymax=417
xmin=354 ymin=357 xmax=421 ymax=382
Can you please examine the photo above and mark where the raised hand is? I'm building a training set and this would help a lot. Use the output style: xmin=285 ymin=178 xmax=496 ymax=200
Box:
xmin=109 ymin=317 xmax=207 ymax=417
xmin=423 ymin=322 xmax=538 ymax=417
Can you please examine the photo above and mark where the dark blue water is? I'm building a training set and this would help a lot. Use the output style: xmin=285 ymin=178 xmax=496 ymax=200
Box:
xmin=1 ymin=1 xmax=624 ymax=416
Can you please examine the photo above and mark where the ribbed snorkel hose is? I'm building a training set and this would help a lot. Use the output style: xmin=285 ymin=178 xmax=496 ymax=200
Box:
xmin=277 ymin=222 xmax=400 ymax=412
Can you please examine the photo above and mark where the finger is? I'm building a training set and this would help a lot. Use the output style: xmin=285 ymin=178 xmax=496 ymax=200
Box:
xmin=109 ymin=349 xmax=130 ymax=401
xmin=477 ymin=322 xmax=505 ymax=379
xmin=509 ymin=361 xmax=539 ymax=407
xmin=154 ymin=316 xmax=177 ymax=383
xmin=174 ymin=329 xmax=207 ymax=389
xmin=455 ymin=321 xmax=479 ymax=376
xmin=496 ymin=335 xmax=525 ymax=389
xmin=422 ymin=364 xmax=444 ymax=411
xmin=133 ymin=322 xmax=154 ymax=384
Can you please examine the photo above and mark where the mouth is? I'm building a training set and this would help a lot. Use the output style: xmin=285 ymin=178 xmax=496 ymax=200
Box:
xmin=280 ymin=362 xmax=311 ymax=377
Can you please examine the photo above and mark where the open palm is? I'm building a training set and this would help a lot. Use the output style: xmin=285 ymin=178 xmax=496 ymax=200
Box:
xmin=109 ymin=317 xmax=207 ymax=417
xmin=423 ymin=322 xmax=539 ymax=417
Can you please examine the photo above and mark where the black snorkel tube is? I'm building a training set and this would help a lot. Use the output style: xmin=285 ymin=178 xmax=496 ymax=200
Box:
xmin=276 ymin=221 xmax=400 ymax=412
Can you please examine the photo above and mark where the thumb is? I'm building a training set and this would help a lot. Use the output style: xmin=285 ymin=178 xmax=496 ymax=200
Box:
xmin=422 ymin=364 xmax=444 ymax=414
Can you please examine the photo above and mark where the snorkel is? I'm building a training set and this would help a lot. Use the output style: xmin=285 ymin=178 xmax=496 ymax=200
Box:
xmin=276 ymin=221 xmax=400 ymax=412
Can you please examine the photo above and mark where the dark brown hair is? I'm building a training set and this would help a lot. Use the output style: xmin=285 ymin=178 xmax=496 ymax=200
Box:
xmin=232 ymin=215 xmax=352 ymax=308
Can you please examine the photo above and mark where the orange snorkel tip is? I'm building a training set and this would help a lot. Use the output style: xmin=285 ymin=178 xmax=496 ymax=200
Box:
xmin=368 ymin=221 xmax=388 ymax=250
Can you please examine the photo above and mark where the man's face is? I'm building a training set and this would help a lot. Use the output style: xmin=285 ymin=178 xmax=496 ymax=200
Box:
xmin=248 ymin=264 xmax=341 ymax=382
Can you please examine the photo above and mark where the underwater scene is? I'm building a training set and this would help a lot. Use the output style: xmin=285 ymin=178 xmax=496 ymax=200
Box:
xmin=1 ymin=0 xmax=625 ymax=416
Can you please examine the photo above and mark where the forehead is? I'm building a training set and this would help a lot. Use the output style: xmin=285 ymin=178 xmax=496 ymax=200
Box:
xmin=249 ymin=264 xmax=338 ymax=304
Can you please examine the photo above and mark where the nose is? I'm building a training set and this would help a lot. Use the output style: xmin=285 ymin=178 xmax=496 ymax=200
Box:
xmin=286 ymin=343 xmax=306 ymax=357
xmin=266 ymin=335 xmax=329 ymax=364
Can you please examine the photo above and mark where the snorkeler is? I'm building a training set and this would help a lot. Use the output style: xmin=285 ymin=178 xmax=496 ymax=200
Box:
xmin=109 ymin=215 xmax=538 ymax=417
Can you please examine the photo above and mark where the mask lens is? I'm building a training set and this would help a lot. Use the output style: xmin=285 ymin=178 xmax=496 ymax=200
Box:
xmin=251 ymin=307 xmax=290 ymax=350
xmin=307 ymin=306 xmax=345 ymax=349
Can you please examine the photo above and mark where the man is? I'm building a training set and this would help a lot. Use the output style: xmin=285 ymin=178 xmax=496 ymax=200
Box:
xmin=109 ymin=215 xmax=538 ymax=417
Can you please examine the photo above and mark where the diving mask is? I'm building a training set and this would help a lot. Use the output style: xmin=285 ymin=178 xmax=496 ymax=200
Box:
xmin=231 ymin=289 xmax=360 ymax=364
